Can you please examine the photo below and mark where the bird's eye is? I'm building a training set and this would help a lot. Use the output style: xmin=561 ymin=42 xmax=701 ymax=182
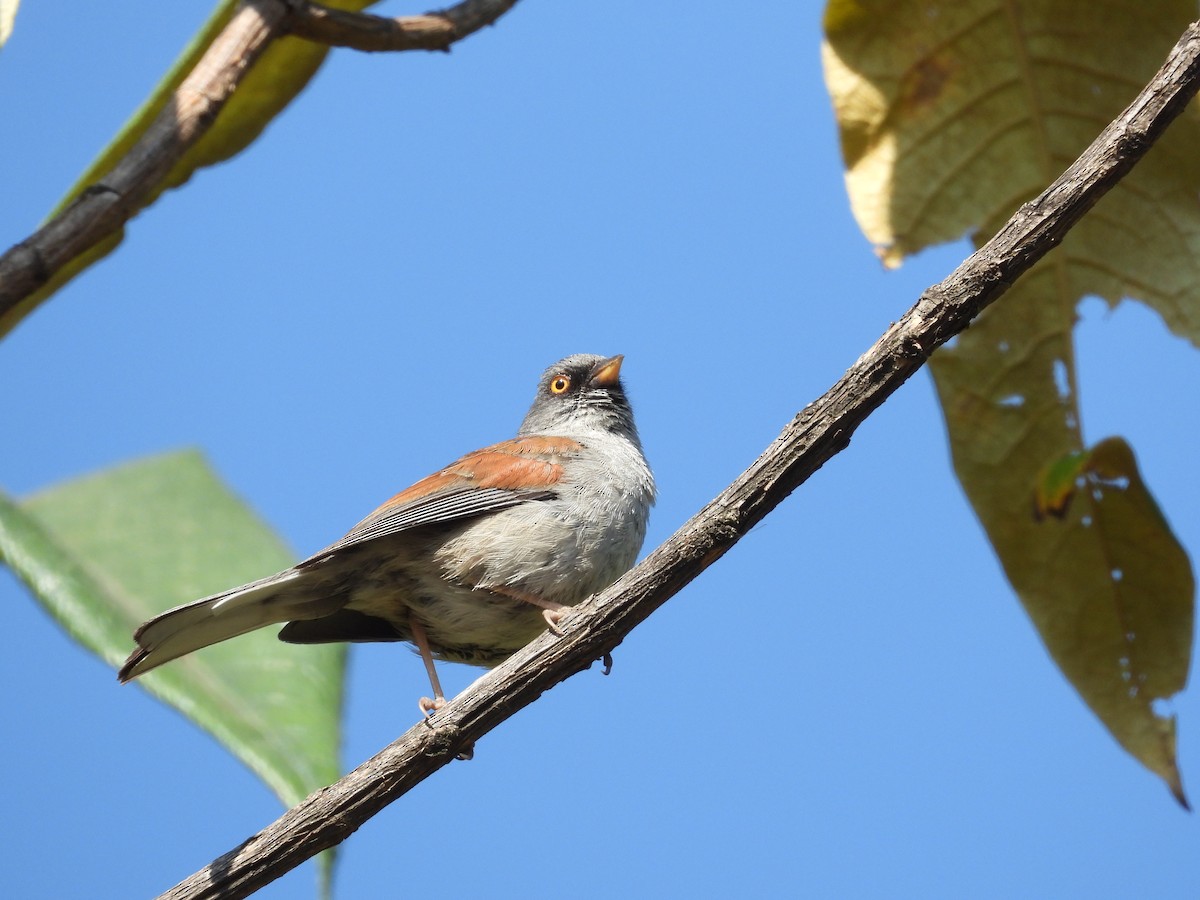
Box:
xmin=549 ymin=374 xmax=571 ymax=394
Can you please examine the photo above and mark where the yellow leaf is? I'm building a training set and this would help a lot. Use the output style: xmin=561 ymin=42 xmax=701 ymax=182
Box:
xmin=0 ymin=0 xmax=19 ymax=49
xmin=825 ymin=0 xmax=1199 ymax=802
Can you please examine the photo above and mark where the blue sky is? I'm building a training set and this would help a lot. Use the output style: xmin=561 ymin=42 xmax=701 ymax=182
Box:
xmin=3 ymin=2 xmax=1199 ymax=898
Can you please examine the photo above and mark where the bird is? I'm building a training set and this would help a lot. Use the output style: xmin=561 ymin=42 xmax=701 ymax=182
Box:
xmin=118 ymin=353 xmax=655 ymax=714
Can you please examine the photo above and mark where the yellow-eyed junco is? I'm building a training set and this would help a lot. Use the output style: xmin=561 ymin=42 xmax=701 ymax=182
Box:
xmin=119 ymin=354 xmax=655 ymax=712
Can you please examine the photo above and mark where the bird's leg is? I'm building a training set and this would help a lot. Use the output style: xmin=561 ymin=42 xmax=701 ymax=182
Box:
xmin=494 ymin=587 xmax=569 ymax=635
xmin=410 ymin=619 xmax=476 ymax=759
xmin=408 ymin=617 xmax=446 ymax=718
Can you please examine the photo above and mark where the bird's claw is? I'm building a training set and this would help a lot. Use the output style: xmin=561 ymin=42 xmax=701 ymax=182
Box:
xmin=418 ymin=696 xmax=472 ymax=759
xmin=419 ymin=695 xmax=446 ymax=725
xmin=542 ymin=607 xmax=565 ymax=636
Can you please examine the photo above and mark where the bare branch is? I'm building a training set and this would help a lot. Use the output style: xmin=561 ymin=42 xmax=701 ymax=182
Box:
xmin=284 ymin=0 xmax=520 ymax=52
xmin=155 ymin=19 xmax=1200 ymax=900
xmin=0 ymin=0 xmax=287 ymax=328
xmin=0 ymin=0 xmax=524 ymax=333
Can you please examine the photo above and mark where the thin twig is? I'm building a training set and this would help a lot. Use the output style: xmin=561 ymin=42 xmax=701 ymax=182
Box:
xmin=155 ymin=19 xmax=1200 ymax=900
xmin=0 ymin=1 xmax=286 ymax=328
xmin=284 ymin=0 xmax=520 ymax=52
xmin=0 ymin=0 xmax=523 ymax=333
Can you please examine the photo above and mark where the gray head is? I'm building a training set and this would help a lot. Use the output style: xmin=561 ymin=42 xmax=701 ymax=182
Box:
xmin=518 ymin=354 xmax=641 ymax=444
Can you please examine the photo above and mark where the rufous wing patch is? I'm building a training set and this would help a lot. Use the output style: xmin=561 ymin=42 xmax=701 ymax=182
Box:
xmin=378 ymin=436 xmax=582 ymax=509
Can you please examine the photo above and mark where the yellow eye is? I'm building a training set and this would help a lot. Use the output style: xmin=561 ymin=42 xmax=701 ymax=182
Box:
xmin=549 ymin=374 xmax=571 ymax=394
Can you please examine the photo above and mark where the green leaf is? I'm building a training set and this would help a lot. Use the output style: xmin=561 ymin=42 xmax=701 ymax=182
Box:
xmin=0 ymin=0 xmax=19 ymax=50
xmin=1033 ymin=450 xmax=1089 ymax=521
xmin=0 ymin=0 xmax=380 ymax=337
xmin=0 ymin=450 xmax=345 ymax=809
xmin=824 ymin=0 xmax=1198 ymax=802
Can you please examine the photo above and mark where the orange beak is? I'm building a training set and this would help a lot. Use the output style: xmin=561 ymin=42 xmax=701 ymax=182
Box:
xmin=590 ymin=355 xmax=624 ymax=387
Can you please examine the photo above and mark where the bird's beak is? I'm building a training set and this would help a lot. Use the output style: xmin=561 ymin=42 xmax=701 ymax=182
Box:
xmin=590 ymin=355 xmax=624 ymax=387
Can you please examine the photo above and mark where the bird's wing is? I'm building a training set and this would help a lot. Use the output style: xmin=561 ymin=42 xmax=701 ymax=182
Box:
xmin=299 ymin=435 xmax=583 ymax=565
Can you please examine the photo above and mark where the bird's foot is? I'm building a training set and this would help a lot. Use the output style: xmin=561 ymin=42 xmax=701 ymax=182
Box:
xmin=493 ymin=587 xmax=569 ymax=636
xmin=418 ymin=697 xmax=473 ymax=760
xmin=542 ymin=607 xmax=566 ymax=636
xmin=419 ymin=695 xmax=447 ymax=722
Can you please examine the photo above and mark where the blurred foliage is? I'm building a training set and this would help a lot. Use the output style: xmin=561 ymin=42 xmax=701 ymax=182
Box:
xmin=824 ymin=0 xmax=1199 ymax=803
xmin=0 ymin=0 xmax=379 ymax=338
xmin=0 ymin=450 xmax=345 ymax=809
xmin=0 ymin=0 xmax=19 ymax=49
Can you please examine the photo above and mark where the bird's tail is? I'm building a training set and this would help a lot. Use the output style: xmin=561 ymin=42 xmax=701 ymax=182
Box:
xmin=118 ymin=569 xmax=330 ymax=682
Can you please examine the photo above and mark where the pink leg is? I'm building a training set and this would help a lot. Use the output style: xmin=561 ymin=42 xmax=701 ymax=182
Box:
xmin=409 ymin=618 xmax=446 ymax=716
xmin=495 ymin=587 xmax=569 ymax=635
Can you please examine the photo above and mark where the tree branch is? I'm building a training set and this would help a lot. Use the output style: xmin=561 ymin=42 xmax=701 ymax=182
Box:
xmin=284 ymin=0 xmax=520 ymax=52
xmin=154 ymin=18 xmax=1200 ymax=900
xmin=0 ymin=0 xmax=523 ymax=331
xmin=0 ymin=0 xmax=287 ymax=327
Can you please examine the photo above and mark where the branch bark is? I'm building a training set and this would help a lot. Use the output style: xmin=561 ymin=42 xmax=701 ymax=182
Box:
xmin=154 ymin=18 xmax=1200 ymax=900
xmin=284 ymin=0 xmax=520 ymax=52
xmin=0 ymin=0 xmax=522 ymax=331
xmin=0 ymin=0 xmax=285 ymax=325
